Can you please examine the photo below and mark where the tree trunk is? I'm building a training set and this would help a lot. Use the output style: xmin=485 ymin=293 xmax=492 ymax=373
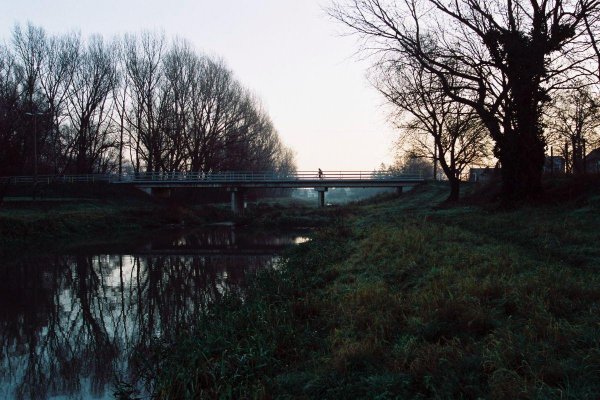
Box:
xmin=447 ymin=177 xmax=460 ymax=202
xmin=572 ymin=137 xmax=585 ymax=175
xmin=497 ymin=128 xmax=545 ymax=202
xmin=497 ymin=43 xmax=546 ymax=200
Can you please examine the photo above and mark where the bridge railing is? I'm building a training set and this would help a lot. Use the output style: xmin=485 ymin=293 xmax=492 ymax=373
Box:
xmin=0 ymin=171 xmax=424 ymax=184
xmin=117 ymin=171 xmax=423 ymax=182
xmin=1 ymin=174 xmax=113 ymax=185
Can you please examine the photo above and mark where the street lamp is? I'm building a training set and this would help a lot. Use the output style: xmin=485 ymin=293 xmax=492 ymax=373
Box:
xmin=24 ymin=111 xmax=44 ymax=184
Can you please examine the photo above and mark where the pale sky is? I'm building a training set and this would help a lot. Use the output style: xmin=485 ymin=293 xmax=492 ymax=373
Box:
xmin=0 ymin=0 xmax=398 ymax=171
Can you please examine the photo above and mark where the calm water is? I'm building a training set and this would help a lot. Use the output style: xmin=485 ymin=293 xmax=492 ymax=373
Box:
xmin=0 ymin=226 xmax=308 ymax=400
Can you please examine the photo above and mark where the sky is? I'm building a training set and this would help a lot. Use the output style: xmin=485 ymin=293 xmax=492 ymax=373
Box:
xmin=0 ymin=0 xmax=399 ymax=171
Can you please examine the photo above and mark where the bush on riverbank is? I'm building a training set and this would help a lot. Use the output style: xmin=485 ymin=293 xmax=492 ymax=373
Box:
xmin=138 ymin=181 xmax=600 ymax=399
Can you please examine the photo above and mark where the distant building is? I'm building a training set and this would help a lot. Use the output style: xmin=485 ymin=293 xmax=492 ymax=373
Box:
xmin=585 ymin=148 xmax=600 ymax=173
xmin=469 ymin=167 xmax=499 ymax=183
xmin=543 ymin=156 xmax=565 ymax=174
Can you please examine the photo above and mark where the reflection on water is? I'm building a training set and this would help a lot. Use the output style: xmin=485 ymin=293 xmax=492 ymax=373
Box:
xmin=0 ymin=226 xmax=306 ymax=400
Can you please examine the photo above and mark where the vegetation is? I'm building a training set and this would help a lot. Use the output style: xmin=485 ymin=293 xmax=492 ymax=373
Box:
xmin=330 ymin=0 xmax=600 ymax=201
xmin=375 ymin=65 xmax=489 ymax=201
xmin=134 ymin=182 xmax=600 ymax=399
xmin=0 ymin=186 xmax=335 ymax=259
xmin=0 ymin=201 xmax=211 ymax=259
xmin=547 ymin=85 xmax=600 ymax=174
xmin=0 ymin=24 xmax=295 ymax=177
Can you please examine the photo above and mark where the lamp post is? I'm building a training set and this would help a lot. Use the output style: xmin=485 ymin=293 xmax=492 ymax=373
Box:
xmin=24 ymin=111 xmax=44 ymax=184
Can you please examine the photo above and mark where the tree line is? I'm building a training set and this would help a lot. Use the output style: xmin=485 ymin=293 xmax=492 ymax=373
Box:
xmin=331 ymin=0 xmax=600 ymax=201
xmin=0 ymin=23 xmax=295 ymax=177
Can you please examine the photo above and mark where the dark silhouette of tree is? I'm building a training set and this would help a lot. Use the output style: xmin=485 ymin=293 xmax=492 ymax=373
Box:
xmin=10 ymin=23 xmax=49 ymax=175
xmin=64 ymin=36 xmax=117 ymax=173
xmin=547 ymin=85 xmax=600 ymax=173
xmin=160 ymin=39 xmax=196 ymax=171
xmin=0 ymin=44 xmax=25 ymax=175
xmin=584 ymin=11 xmax=600 ymax=82
xmin=122 ymin=32 xmax=167 ymax=173
xmin=0 ymin=25 xmax=295 ymax=178
xmin=39 ymin=31 xmax=80 ymax=173
xmin=387 ymin=151 xmax=434 ymax=178
xmin=330 ymin=0 xmax=600 ymax=201
xmin=112 ymin=41 xmax=130 ymax=177
xmin=375 ymin=63 xmax=489 ymax=201
xmin=12 ymin=23 xmax=45 ymax=109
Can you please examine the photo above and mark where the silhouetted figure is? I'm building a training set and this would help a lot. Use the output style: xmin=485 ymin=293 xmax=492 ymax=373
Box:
xmin=318 ymin=168 xmax=323 ymax=179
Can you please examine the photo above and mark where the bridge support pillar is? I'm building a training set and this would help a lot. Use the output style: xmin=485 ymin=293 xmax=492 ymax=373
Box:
xmin=396 ymin=186 xmax=404 ymax=196
xmin=315 ymin=187 xmax=328 ymax=208
xmin=228 ymin=187 xmax=245 ymax=215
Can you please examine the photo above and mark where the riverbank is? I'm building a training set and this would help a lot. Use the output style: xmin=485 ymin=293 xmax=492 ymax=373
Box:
xmin=137 ymin=182 xmax=600 ymax=399
xmin=0 ymin=192 xmax=342 ymax=259
xmin=0 ymin=201 xmax=210 ymax=258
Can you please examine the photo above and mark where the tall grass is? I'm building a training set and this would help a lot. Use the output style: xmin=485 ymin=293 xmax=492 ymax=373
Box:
xmin=133 ymin=182 xmax=600 ymax=399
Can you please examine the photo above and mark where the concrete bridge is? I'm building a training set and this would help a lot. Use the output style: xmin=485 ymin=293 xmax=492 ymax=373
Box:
xmin=2 ymin=171 xmax=424 ymax=212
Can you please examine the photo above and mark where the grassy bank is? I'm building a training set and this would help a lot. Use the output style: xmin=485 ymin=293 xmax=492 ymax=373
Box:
xmin=0 ymin=190 xmax=341 ymax=259
xmin=136 ymin=182 xmax=600 ymax=399
xmin=1 ymin=204 xmax=169 ymax=259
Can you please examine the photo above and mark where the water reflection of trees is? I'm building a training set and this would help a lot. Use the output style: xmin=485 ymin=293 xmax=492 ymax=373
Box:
xmin=0 ymin=252 xmax=276 ymax=399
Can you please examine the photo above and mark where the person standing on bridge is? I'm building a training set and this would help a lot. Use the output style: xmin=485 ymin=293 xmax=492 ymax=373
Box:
xmin=318 ymin=168 xmax=323 ymax=179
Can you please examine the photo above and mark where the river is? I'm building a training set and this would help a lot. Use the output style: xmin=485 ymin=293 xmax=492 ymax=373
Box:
xmin=0 ymin=225 xmax=308 ymax=400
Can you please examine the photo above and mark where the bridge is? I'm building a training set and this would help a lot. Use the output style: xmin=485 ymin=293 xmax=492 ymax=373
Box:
xmin=1 ymin=171 xmax=424 ymax=212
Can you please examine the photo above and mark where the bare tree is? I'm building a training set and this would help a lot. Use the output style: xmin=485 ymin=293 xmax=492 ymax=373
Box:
xmin=547 ymin=85 xmax=600 ymax=173
xmin=330 ymin=0 xmax=600 ymax=201
xmin=123 ymin=32 xmax=167 ymax=173
xmin=0 ymin=44 xmax=23 ymax=175
xmin=160 ymin=39 xmax=199 ymax=171
xmin=111 ymin=40 xmax=131 ymax=176
xmin=584 ymin=11 xmax=600 ymax=82
xmin=0 ymin=26 xmax=297 ymax=178
xmin=12 ymin=23 xmax=46 ymax=107
xmin=11 ymin=23 xmax=48 ymax=174
xmin=64 ymin=36 xmax=117 ymax=173
xmin=39 ymin=32 xmax=81 ymax=172
xmin=377 ymin=63 xmax=488 ymax=200
xmin=275 ymin=146 xmax=297 ymax=175
xmin=185 ymin=58 xmax=245 ymax=173
xmin=389 ymin=150 xmax=435 ymax=177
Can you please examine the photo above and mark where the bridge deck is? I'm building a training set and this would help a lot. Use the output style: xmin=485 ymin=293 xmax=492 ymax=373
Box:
xmin=2 ymin=171 xmax=424 ymax=188
xmin=0 ymin=171 xmax=424 ymax=188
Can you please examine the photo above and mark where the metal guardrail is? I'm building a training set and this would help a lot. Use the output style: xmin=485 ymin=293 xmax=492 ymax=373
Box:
xmin=119 ymin=171 xmax=423 ymax=183
xmin=0 ymin=171 xmax=424 ymax=185
xmin=1 ymin=174 xmax=113 ymax=184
